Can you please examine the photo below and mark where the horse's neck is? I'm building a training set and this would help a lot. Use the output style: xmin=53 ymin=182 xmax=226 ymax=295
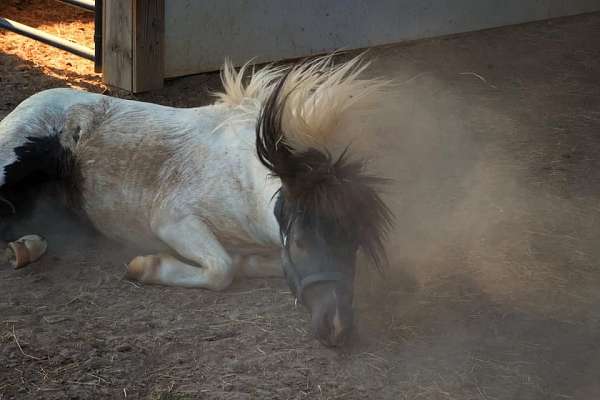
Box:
xmin=172 ymin=107 xmax=283 ymax=249
xmin=247 ymin=156 xmax=283 ymax=247
xmin=225 ymin=121 xmax=283 ymax=248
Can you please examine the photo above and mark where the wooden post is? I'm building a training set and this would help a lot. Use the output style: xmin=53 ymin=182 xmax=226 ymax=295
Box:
xmin=133 ymin=0 xmax=164 ymax=92
xmin=102 ymin=0 xmax=133 ymax=90
xmin=102 ymin=0 xmax=164 ymax=92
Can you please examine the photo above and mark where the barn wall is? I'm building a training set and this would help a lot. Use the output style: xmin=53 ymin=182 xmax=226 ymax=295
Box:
xmin=163 ymin=0 xmax=600 ymax=78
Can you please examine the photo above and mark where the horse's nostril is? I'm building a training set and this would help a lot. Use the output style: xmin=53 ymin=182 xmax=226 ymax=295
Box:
xmin=313 ymin=309 xmax=352 ymax=347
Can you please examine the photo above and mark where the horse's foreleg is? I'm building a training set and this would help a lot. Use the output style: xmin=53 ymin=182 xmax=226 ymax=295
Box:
xmin=126 ymin=215 xmax=235 ymax=290
xmin=238 ymin=254 xmax=283 ymax=278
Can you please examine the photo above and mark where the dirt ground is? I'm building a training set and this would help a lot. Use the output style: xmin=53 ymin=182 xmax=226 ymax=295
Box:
xmin=1 ymin=1 xmax=600 ymax=399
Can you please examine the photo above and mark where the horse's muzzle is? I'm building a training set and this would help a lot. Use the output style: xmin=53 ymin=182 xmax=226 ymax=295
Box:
xmin=308 ymin=288 xmax=354 ymax=347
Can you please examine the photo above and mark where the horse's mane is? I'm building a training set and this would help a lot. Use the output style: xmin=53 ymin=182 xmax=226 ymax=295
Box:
xmin=231 ymin=54 xmax=394 ymax=271
xmin=214 ymin=53 xmax=390 ymax=156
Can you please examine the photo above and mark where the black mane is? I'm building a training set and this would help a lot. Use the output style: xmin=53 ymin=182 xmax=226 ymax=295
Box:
xmin=256 ymin=68 xmax=394 ymax=271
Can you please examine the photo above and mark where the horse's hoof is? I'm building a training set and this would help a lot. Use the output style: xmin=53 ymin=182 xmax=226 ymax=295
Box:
xmin=7 ymin=235 xmax=48 ymax=269
xmin=126 ymin=255 xmax=161 ymax=282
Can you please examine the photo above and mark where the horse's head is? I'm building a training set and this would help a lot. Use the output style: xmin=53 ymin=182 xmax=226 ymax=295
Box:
xmin=272 ymin=150 xmax=391 ymax=346
xmin=255 ymin=56 xmax=393 ymax=346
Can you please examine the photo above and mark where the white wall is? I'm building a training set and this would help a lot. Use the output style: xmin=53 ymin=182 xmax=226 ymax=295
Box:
xmin=164 ymin=0 xmax=600 ymax=78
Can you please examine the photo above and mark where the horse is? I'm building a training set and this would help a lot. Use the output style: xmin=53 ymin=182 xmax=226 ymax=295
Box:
xmin=0 ymin=54 xmax=393 ymax=346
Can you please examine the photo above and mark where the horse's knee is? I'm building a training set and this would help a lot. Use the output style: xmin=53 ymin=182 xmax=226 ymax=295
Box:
xmin=207 ymin=267 xmax=235 ymax=291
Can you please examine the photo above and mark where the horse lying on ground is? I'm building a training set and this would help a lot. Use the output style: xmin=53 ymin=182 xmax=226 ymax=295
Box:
xmin=0 ymin=54 xmax=393 ymax=346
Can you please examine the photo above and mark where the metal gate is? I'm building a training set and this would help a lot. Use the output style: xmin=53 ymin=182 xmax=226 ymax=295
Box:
xmin=0 ymin=0 xmax=102 ymax=72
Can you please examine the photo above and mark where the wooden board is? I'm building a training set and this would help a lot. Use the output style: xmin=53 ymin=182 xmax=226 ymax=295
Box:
xmin=133 ymin=0 xmax=164 ymax=92
xmin=103 ymin=0 xmax=165 ymax=92
xmin=102 ymin=0 xmax=133 ymax=90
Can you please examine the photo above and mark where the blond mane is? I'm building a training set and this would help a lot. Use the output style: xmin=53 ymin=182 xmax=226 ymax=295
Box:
xmin=214 ymin=54 xmax=390 ymax=154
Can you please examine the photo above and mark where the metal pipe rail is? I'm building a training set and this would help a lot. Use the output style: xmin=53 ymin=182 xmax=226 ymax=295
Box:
xmin=94 ymin=0 xmax=102 ymax=72
xmin=0 ymin=0 xmax=102 ymax=72
xmin=56 ymin=0 xmax=96 ymax=12
xmin=0 ymin=17 xmax=95 ymax=61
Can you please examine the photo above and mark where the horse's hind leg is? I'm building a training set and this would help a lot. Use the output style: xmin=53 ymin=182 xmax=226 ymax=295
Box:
xmin=0 ymin=190 xmax=48 ymax=268
xmin=125 ymin=215 xmax=236 ymax=290
xmin=0 ymin=234 xmax=47 ymax=269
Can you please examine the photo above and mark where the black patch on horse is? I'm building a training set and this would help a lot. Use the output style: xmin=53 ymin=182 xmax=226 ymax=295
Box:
xmin=3 ymin=135 xmax=72 ymax=185
xmin=1 ymin=134 xmax=82 ymax=223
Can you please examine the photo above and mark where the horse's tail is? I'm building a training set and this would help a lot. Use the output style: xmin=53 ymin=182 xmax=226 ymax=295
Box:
xmin=255 ymin=54 xmax=394 ymax=270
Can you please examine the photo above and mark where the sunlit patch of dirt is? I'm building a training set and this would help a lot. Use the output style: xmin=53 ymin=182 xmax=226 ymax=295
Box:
xmin=0 ymin=0 xmax=103 ymax=94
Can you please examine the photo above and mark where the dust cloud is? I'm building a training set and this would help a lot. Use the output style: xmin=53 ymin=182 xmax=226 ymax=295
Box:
xmin=343 ymin=40 xmax=600 ymax=397
xmin=356 ymin=52 xmax=600 ymax=320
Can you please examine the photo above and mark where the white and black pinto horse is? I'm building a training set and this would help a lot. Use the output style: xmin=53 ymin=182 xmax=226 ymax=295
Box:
xmin=0 ymin=55 xmax=392 ymax=346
